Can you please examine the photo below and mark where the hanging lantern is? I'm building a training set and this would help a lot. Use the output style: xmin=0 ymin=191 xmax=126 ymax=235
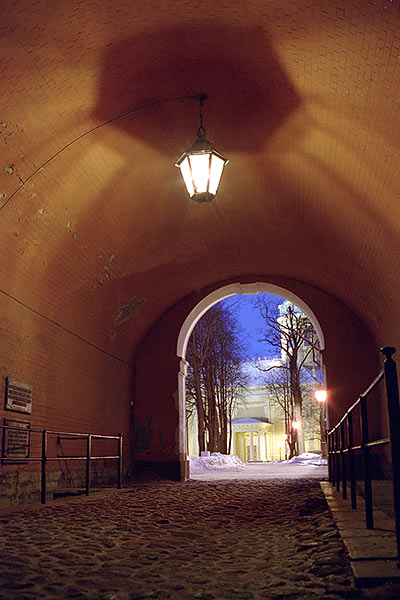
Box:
xmin=175 ymin=94 xmax=229 ymax=203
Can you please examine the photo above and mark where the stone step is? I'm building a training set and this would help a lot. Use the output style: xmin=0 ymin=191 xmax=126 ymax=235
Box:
xmin=320 ymin=481 xmax=400 ymax=587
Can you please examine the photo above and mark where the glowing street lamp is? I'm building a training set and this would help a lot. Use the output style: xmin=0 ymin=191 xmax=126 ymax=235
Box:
xmin=315 ymin=389 xmax=327 ymax=403
xmin=175 ymin=94 xmax=229 ymax=203
xmin=292 ymin=420 xmax=301 ymax=430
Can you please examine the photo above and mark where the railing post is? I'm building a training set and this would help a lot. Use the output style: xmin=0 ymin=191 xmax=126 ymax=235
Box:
xmin=360 ymin=394 xmax=374 ymax=529
xmin=381 ymin=347 xmax=400 ymax=566
xmin=85 ymin=434 xmax=92 ymax=496
xmin=41 ymin=430 xmax=47 ymax=504
xmin=348 ymin=411 xmax=357 ymax=509
xmin=341 ymin=421 xmax=347 ymax=500
xmin=335 ymin=428 xmax=340 ymax=492
xmin=117 ymin=433 xmax=122 ymax=489
xmin=328 ymin=432 xmax=334 ymax=483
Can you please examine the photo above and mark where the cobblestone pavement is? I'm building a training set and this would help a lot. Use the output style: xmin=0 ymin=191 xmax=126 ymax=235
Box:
xmin=0 ymin=477 xmax=371 ymax=600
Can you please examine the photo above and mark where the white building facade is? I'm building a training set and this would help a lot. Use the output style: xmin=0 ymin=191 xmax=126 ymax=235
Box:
xmin=188 ymin=359 xmax=322 ymax=461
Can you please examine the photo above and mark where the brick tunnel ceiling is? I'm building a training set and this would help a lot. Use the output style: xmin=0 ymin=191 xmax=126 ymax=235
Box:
xmin=1 ymin=0 xmax=399 ymax=363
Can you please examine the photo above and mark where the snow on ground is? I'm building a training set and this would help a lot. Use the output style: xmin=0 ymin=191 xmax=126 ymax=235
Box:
xmin=287 ymin=452 xmax=328 ymax=466
xmin=188 ymin=453 xmax=247 ymax=472
xmin=188 ymin=452 xmax=327 ymax=472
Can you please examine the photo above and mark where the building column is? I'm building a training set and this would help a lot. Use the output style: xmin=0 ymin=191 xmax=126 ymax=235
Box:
xmin=260 ymin=431 xmax=266 ymax=461
xmin=272 ymin=428 xmax=275 ymax=461
xmin=249 ymin=432 xmax=254 ymax=461
xmin=264 ymin=432 xmax=268 ymax=461
xmin=258 ymin=431 xmax=262 ymax=461
xmin=231 ymin=431 xmax=236 ymax=455
xmin=239 ymin=433 xmax=245 ymax=461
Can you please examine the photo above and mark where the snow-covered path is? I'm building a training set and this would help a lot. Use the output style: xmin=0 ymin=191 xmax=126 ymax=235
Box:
xmin=189 ymin=453 xmax=328 ymax=481
xmin=190 ymin=461 xmax=328 ymax=481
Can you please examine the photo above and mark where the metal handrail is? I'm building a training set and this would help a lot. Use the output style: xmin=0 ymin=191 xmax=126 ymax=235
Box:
xmin=1 ymin=426 xmax=122 ymax=504
xmin=328 ymin=347 xmax=400 ymax=567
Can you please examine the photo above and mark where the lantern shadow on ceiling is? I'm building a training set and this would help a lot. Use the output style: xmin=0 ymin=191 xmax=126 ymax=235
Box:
xmin=94 ymin=25 xmax=301 ymax=155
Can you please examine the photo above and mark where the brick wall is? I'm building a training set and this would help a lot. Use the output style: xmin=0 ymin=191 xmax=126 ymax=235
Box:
xmin=0 ymin=292 xmax=133 ymax=506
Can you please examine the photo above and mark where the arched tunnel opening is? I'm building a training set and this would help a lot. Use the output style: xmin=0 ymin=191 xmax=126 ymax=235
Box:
xmin=176 ymin=282 xmax=328 ymax=481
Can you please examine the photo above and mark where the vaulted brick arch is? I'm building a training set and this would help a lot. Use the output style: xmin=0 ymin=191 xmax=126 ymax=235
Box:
xmin=0 ymin=1 xmax=399 ymax=496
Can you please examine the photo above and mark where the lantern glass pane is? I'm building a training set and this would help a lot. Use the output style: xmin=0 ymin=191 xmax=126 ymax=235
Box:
xmin=179 ymin=156 xmax=195 ymax=197
xmin=209 ymin=154 xmax=225 ymax=195
xmin=189 ymin=153 xmax=210 ymax=193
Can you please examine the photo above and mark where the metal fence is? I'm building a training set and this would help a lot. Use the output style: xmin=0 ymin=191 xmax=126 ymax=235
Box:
xmin=1 ymin=426 xmax=122 ymax=504
xmin=327 ymin=347 xmax=400 ymax=567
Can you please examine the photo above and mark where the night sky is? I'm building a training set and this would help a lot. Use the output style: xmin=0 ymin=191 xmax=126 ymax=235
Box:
xmin=219 ymin=293 xmax=284 ymax=360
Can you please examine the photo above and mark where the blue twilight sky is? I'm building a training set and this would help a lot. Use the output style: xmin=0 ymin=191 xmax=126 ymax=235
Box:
xmin=219 ymin=293 xmax=285 ymax=360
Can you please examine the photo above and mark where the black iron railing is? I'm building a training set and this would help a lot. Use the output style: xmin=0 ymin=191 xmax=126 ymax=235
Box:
xmin=328 ymin=347 xmax=400 ymax=567
xmin=1 ymin=427 xmax=122 ymax=504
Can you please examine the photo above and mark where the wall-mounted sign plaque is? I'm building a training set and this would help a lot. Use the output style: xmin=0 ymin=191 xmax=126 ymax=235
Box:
xmin=2 ymin=418 xmax=30 ymax=462
xmin=5 ymin=378 xmax=32 ymax=414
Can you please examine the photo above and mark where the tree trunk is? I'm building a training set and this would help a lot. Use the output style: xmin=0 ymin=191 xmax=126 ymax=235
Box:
xmin=206 ymin=370 xmax=219 ymax=452
xmin=192 ymin=353 xmax=206 ymax=453
xmin=290 ymin=353 xmax=305 ymax=455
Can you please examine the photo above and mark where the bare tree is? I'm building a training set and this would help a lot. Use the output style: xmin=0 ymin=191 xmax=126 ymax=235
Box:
xmin=186 ymin=302 xmax=247 ymax=454
xmin=254 ymin=297 xmax=322 ymax=455
xmin=264 ymin=368 xmax=296 ymax=458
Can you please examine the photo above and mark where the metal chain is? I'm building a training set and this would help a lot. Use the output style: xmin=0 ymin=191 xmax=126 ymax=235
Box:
xmin=196 ymin=94 xmax=207 ymax=138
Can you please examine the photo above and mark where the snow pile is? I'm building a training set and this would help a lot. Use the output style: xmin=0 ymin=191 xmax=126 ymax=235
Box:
xmin=288 ymin=452 xmax=327 ymax=466
xmin=189 ymin=453 xmax=248 ymax=472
